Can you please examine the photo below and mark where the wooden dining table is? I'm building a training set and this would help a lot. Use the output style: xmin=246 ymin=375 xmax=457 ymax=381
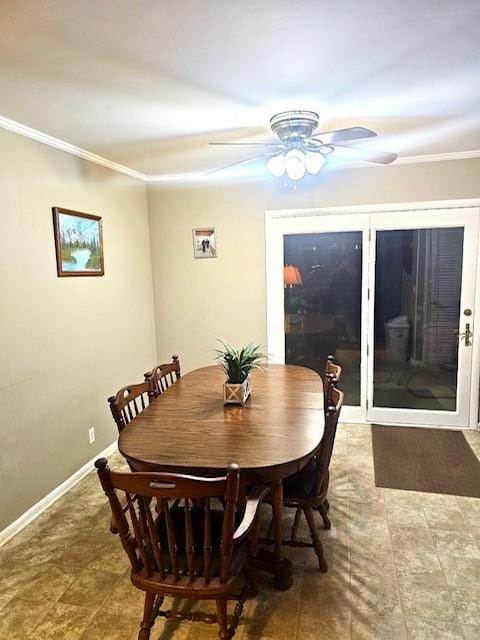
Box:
xmin=118 ymin=363 xmax=324 ymax=589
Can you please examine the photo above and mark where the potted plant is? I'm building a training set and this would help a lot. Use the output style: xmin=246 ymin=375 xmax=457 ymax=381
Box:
xmin=215 ymin=340 xmax=266 ymax=405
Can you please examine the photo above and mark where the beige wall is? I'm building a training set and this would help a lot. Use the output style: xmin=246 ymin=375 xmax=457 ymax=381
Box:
xmin=0 ymin=128 xmax=157 ymax=532
xmin=147 ymin=158 xmax=480 ymax=374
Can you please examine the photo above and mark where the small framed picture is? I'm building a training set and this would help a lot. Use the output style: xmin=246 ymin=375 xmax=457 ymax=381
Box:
xmin=192 ymin=227 xmax=217 ymax=259
xmin=52 ymin=207 xmax=104 ymax=277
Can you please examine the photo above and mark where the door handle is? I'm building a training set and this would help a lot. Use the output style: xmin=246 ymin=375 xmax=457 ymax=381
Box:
xmin=456 ymin=323 xmax=473 ymax=346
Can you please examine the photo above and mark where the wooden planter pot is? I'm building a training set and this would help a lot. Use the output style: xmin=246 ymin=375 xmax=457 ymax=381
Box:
xmin=224 ymin=376 xmax=251 ymax=405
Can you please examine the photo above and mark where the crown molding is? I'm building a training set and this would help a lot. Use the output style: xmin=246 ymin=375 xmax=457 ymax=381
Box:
xmin=1 ymin=113 xmax=479 ymax=183
xmin=0 ymin=114 xmax=146 ymax=181
xmin=395 ymin=149 xmax=480 ymax=165
xmin=144 ymin=171 xmax=206 ymax=183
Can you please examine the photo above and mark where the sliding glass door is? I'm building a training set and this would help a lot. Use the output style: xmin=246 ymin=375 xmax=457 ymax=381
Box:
xmin=367 ymin=210 xmax=478 ymax=427
xmin=266 ymin=206 xmax=480 ymax=428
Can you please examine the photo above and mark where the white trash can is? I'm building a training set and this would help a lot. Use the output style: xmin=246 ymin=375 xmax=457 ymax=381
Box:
xmin=384 ymin=315 xmax=410 ymax=362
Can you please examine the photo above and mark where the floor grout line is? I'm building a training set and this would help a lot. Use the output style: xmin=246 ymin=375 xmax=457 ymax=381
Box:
xmin=346 ymin=424 xmax=354 ymax=640
xmin=292 ymin=552 xmax=306 ymax=640
xmin=418 ymin=497 xmax=469 ymax=640
xmin=383 ymin=487 xmax=409 ymax=639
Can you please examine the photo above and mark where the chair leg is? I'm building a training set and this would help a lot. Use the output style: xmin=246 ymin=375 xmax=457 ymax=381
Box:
xmin=244 ymin=564 xmax=259 ymax=599
xmin=303 ymin=506 xmax=328 ymax=573
xmin=216 ymin=598 xmax=230 ymax=640
xmin=138 ymin=592 xmax=156 ymax=640
xmin=267 ymin=515 xmax=274 ymax=540
xmin=248 ymin=514 xmax=260 ymax=558
xmin=319 ymin=502 xmax=331 ymax=530
xmin=290 ymin=507 xmax=302 ymax=542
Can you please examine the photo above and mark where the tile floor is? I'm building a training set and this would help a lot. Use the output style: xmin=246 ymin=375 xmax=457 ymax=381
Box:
xmin=1 ymin=424 xmax=479 ymax=639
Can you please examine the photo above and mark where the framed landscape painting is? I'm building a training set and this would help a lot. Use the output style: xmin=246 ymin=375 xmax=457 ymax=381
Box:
xmin=52 ymin=207 xmax=104 ymax=277
xmin=192 ymin=227 xmax=217 ymax=259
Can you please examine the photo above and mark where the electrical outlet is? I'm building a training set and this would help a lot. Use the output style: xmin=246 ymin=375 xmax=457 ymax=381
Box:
xmin=88 ymin=427 xmax=95 ymax=445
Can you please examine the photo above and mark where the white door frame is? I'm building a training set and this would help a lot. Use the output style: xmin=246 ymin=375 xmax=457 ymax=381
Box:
xmin=265 ymin=198 xmax=480 ymax=429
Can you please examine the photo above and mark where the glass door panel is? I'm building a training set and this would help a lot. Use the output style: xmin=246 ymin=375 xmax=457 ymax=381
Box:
xmin=284 ymin=231 xmax=362 ymax=406
xmin=367 ymin=208 xmax=478 ymax=428
xmin=373 ymin=228 xmax=463 ymax=412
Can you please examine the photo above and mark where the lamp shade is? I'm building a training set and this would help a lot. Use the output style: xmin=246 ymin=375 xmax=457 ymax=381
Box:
xmin=266 ymin=153 xmax=286 ymax=177
xmin=285 ymin=149 xmax=306 ymax=181
xmin=284 ymin=264 xmax=303 ymax=287
xmin=305 ymin=151 xmax=326 ymax=175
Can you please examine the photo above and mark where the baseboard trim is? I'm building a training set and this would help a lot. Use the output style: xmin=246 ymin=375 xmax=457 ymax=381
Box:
xmin=0 ymin=441 xmax=118 ymax=548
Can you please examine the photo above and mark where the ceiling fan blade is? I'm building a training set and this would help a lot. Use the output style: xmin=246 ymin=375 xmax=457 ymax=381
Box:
xmin=205 ymin=152 xmax=274 ymax=175
xmin=312 ymin=126 xmax=377 ymax=144
xmin=334 ymin=144 xmax=398 ymax=164
xmin=209 ymin=141 xmax=284 ymax=147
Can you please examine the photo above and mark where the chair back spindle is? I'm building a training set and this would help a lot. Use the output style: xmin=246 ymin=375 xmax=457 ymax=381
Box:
xmin=108 ymin=381 xmax=151 ymax=434
xmin=145 ymin=355 xmax=181 ymax=400
xmin=203 ymin=497 xmax=212 ymax=584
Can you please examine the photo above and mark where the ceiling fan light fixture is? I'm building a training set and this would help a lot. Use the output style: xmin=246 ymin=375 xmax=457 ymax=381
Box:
xmin=305 ymin=151 xmax=326 ymax=175
xmin=209 ymin=112 xmax=395 ymax=178
xmin=285 ymin=149 xmax=306 ymax=181
xmin=266 ymin=153 xmax=286 ymax=178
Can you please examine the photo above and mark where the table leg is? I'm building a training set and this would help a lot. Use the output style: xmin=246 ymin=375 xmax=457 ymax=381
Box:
xmin=271 ymin=480 xmax=293 ymax=590
xmin=272 ymin=479 xmax=284 ymax=567
xmin=251 ymin=480 xmax=293 ymax=590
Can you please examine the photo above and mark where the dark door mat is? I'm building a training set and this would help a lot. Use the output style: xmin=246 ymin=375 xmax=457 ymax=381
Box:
xmin=371 ymin=425 xmax=480 ymax=498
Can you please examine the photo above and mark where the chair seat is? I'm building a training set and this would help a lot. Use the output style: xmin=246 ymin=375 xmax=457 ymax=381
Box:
xmin=283 ymin=455 xmax=317 ymax=498
xmin=152 ymin=506 xmax=246 ymax=578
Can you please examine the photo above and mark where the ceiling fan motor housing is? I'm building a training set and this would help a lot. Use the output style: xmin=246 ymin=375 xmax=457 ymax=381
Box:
xmin=270 ymin=110 xmax=320 ymax=143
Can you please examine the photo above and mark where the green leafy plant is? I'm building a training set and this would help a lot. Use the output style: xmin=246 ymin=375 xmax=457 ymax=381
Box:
xmin=215 ymin=340 xmax=266 ymax=384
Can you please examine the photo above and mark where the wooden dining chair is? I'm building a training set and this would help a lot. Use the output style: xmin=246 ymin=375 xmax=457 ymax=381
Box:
xmin=95 ymin=459 xmax=268 ymax=640
xmin=262 ymin=386 xmax=344 ymax=572
xmin=144 ymin=354 xmax=181 ymax=400
xmin=108 ymin=381 xmax=151 ymax=435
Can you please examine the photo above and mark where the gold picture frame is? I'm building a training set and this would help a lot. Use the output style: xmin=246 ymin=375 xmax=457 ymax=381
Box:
xmin=52 ymin=207 xmax=104 ymax=277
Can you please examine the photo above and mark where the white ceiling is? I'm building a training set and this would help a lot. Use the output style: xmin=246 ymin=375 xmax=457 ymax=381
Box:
xmin=1 ymin=0 xmax=480 ymax=178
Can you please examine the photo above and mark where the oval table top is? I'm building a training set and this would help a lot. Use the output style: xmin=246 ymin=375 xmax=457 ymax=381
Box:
xmin=118 ymin=364 xmax=324 ymax=482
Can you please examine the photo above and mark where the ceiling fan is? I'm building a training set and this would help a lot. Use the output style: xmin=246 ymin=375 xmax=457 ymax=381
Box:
xmin=209 ymin=110 xmax=397 ymax=181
